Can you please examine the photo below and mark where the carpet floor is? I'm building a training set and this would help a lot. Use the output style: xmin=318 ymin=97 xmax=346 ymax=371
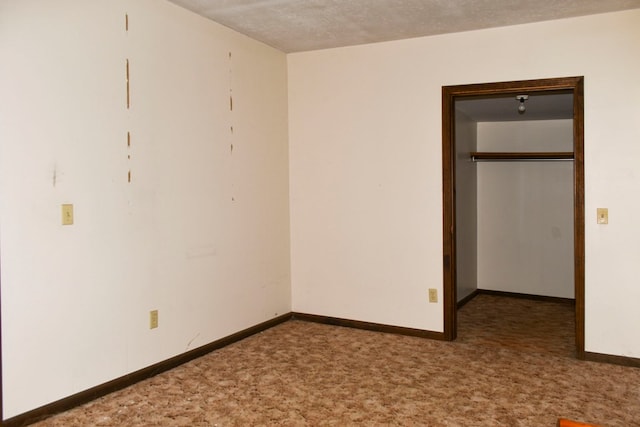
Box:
xmin=31 ymin=294 xmax=640 ymax=426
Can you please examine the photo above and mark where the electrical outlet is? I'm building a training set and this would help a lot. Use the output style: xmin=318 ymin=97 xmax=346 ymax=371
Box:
xmin=150 ymin=310 xmax=159 ymax=329
xmin=61 ymin=204 xmax=74 ymax=225
xmin=428 ymin=288 xmax=438 ymax=303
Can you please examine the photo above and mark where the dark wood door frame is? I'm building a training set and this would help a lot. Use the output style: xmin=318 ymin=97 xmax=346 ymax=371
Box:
xmin=441 ymin=76 xmax=585 ymax=358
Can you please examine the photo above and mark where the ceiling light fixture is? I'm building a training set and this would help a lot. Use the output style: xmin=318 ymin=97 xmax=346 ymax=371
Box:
xmin=516 ymin=95 xmax=528 ymax=114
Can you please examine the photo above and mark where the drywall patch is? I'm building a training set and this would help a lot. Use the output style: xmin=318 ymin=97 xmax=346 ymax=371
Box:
xmin=228 ymin=51 xmax=233 ymax=112
xmin=126 ymin=132 xmax=132 ymax=183
xmin=125 ymin=15 xmax=133 ymax=184
xmin=229 ymin=51 xmax=235 ymax=203
xmin=126 ymin=59 xmax=130 ymax=109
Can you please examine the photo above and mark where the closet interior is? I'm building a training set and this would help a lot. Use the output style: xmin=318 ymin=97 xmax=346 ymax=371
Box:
xmin=454 ymin=92 xmax=575 ymax=303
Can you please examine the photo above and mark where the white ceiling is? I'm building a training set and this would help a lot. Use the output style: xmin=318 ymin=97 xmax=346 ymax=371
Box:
xmin=167 ymin=0 xmax=640 ymax=53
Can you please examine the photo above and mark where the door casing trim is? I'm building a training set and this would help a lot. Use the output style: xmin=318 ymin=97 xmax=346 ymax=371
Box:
xmin=441 ymin=76 xmax=585 ymax=358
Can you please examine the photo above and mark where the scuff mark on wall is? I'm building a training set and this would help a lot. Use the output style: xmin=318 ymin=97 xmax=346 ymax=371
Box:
xmin=186 ymin=246 xmax=217 ymax=259
xmin=186 ymin=333 xmax=201 ymax=351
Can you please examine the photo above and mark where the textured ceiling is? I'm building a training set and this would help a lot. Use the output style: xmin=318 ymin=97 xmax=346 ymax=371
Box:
xmin=167 ymin=0 xmax=640 ymax=52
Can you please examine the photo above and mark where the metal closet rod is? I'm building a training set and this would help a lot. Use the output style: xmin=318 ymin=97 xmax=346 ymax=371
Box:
xmin=470 ymin=152 xmax=574 ymax=162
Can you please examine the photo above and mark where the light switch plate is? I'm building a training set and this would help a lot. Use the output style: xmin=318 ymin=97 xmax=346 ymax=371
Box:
xmin=597 ymin=208 xmax=608 ymax=224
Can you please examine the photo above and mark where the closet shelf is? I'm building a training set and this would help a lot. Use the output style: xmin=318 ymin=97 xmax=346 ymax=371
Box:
xmin=470 ymin=152 xmax=574 ymax=162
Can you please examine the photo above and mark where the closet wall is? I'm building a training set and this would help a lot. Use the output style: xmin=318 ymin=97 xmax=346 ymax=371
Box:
xmin=476 ymin=120 xmax=575 ymax=298
xmin=455 ymin=111 xmax=478 ymax=302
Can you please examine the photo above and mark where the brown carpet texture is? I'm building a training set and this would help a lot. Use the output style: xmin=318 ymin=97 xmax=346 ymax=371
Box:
xmin=32 ymin=294 xmax=640 ymax=426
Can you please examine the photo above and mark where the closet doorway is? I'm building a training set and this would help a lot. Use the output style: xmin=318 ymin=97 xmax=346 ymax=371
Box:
xmin=441 ymin=77 xmax=585 ymax=358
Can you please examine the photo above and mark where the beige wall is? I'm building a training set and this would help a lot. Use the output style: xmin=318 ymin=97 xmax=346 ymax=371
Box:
xmin=0 ymin=0 xmax=290 ymax=418
xmin=476 ymin=120 xmax=574 ymax=298
xmin=289 ymin=10 xmax=640 ymax=355
xmin=3 ymin=1 xmax=640 ymax=420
